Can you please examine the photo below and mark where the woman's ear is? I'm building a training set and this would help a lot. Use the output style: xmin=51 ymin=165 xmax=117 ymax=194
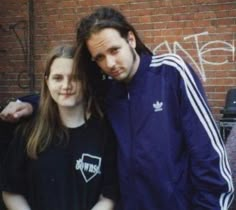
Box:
xmin=127 ymin=31 xmax=136 ymax=48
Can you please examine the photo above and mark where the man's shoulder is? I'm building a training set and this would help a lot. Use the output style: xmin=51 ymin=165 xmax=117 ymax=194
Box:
xmin=148 ymin=53 xmax=186 ymax=79
xmin=149 ymin=53 xmax=185 ymax=69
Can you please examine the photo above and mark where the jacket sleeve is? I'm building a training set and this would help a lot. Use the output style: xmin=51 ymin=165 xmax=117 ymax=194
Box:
xmin=174 ymin=54 xmax=234 ymax=210
xmin=19 ymin=94 xmax=40 ymax=115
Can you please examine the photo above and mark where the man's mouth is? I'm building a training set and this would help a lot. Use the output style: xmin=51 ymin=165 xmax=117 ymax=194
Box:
xmin=111 ymin=69 xmax=122 ymax=77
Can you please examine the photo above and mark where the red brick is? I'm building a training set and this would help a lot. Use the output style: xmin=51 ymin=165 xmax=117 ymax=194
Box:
xmin=0 ymin=0 xmax=236 ymax=120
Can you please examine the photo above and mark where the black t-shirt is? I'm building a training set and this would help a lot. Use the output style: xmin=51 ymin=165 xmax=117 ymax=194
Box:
xmin=2 ymin=117 xmax=119 ymax=210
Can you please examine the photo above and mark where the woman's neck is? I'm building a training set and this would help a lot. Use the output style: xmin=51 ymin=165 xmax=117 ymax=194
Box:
xmin=59 ymin=105 xmax=88 ymax=128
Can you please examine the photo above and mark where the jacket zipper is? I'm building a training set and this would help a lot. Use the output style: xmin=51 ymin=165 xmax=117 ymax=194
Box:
xmin=127 ymin=89 xmax=137 ymax=209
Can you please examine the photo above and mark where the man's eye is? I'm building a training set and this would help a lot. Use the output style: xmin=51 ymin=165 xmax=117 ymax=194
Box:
xmin=111 ymin=48 xmax=119 ymax=54
xmin=94 ymin=55 xmax=104 ymax=63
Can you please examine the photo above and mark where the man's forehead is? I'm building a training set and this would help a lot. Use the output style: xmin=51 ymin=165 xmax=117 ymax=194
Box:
xmin=88 ymin=28 xmax=122 ymax=42
xmin=87 ymin=29 xmax=123 ymax=53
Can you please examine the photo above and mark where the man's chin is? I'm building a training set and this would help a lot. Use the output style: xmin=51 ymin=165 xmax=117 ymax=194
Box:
xmin=112 ymin=74 xmax=128 ymax=82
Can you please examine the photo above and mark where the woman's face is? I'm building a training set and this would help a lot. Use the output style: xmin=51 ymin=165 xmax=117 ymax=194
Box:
xmin=46 ymin=57 xmax=83 ymax=109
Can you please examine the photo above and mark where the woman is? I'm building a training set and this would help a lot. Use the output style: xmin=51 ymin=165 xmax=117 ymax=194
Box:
xmin=1 ymin=44 xmax=118 ymax=210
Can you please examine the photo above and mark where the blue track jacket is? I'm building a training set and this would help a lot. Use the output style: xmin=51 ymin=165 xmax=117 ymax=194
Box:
xmin=105 ymin=53 xmax=234 ymax=210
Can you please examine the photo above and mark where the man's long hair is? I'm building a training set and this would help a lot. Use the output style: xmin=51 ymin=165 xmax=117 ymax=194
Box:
xmin=74 ymin=6 xmax=152 ymax=104
xmin=76 ymin=6 xmax=152 ymax=56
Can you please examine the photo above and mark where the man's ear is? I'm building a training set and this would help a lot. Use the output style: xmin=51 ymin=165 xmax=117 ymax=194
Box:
xmin=127 ymin=31 xmax=136 ymax=48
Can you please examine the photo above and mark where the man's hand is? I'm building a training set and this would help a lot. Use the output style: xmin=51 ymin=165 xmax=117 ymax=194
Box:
xmin=0 ymin=101 xmax=33 ymax=123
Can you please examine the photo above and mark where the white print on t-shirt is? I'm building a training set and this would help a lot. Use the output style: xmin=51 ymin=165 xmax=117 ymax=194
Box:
xmin=75 ymin=153 xmax=102 ymax=183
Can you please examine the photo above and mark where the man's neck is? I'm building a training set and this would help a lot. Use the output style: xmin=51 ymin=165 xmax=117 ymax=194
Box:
xmin=124 ymin=53 xmax=140 ymax=84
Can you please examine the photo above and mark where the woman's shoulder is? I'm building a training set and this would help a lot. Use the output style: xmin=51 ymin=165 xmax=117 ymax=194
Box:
xmin=13 ymin=115 xmax=36 ymax=142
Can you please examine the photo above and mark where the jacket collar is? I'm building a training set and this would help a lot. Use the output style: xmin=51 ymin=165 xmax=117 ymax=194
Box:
xmin=106 ymin=53 xmax=152 ymax=99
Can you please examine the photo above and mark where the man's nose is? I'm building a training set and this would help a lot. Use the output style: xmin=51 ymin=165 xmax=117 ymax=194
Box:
xmin=105 ymin=55 xmax=116 ymax=69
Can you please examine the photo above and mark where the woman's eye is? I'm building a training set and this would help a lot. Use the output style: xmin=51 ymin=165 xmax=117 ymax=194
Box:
xmin=53 ymin=76 xmax=62 ymax=81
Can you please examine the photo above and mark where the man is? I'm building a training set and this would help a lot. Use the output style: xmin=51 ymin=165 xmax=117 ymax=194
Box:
xmin=1 ymin=7 xmax=234 ymax=210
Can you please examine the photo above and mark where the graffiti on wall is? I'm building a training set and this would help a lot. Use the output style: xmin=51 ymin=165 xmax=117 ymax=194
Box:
xmin=153 ymin=32 xmax=235 ymax=82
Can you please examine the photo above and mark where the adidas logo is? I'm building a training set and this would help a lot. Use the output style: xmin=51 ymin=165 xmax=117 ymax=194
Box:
xmin=153 ymin=101 xmax=163 ymax=112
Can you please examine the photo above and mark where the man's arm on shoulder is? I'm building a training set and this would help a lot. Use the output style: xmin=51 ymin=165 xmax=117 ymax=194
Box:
xmin=0 ymin=94 xmax=39 ymax=123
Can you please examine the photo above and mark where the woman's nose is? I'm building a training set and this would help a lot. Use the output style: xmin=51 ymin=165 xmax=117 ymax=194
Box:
xmin=62 ymin=78 xmax=72 ymax=89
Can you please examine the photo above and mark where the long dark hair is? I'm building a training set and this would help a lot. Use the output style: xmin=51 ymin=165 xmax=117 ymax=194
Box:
xmin=76 ymin=6 xmax=152 ymax=57
xmin=74 ymin=7 xmax=152 ymax=103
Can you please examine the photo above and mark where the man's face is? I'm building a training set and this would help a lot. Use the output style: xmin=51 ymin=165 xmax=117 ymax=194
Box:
xmin=86 ymin=28 xmax=140 ymax=83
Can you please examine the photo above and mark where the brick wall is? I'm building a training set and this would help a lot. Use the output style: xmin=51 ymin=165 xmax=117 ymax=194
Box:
xmin=0 ymin=0 xmax=29 ymax=106
xmin=0 ymin=0 xmax=235 ymax=120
